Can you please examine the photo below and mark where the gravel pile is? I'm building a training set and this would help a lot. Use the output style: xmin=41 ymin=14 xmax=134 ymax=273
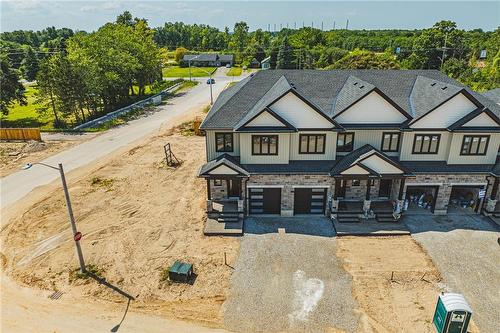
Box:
xmin=405 ymin=214 xmax=500 ymax=333
xmin=223 ymin=233 xmax=359 ymax=332
xmin=22 ymin=140 xmax=47 ymax=153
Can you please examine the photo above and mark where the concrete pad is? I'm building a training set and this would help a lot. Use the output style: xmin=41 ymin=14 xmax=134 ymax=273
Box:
xmin=244 ymin=216 xmax=335 ymax=237
xmin=333 ymin=219 xmax=410 ymax=236
xmin=204 ymin=218 xmax=243 ymax=236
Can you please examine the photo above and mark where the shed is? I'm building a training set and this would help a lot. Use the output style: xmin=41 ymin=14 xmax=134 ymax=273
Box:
xmin=261 ymin=56 xmax=271 ymax=70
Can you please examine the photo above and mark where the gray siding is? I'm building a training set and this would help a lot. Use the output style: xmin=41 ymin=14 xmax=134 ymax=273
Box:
xmin=447 ymin=132 xmax=500 ymax=164
xmin=206 ymin=130 xmax=240 ymax=161
xmin=289 ymin=131 xmax=337 ymax=160
xmin=336 ymin=130 xmax=401 ymax=157
xmin=400 ymin=131 xmax=452 ymax=161
xmin=240 ymin=133 xmax=290 ymax=164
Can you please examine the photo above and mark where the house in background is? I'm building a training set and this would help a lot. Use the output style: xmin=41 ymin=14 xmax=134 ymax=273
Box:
xmin=181 ymin=54 xmax=233 ymax=67
xmin=261 ymin=57 xmax=271 ymax=70
xmin=198 ymin=70 xmax=500 ymax=230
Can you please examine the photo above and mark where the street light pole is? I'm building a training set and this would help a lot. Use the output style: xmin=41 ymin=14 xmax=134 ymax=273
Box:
xmin=209 ymin=72 xmax=213 ymax=105
xmin=23 ymin=162 xmax=86 ymax=273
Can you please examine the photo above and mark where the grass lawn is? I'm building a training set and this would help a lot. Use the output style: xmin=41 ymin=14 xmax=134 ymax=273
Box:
xmin=1 ymin=86 xmax=55 ymax=130
xmin=162 ymin=66 xmax=217 ymax=78
xmin=227 ymin=67 xmax=243 ymax=76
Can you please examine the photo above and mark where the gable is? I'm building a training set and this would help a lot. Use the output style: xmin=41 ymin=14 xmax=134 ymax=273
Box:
xmin=463 ymin=112 xmax=499 ymax=127
xmin=335 ymin=91 xmax=408 ymax=124
xmin=208 ymin=164 xmax=239 ymax=175
xmin=411 ymin=92 xmax=478 ymax=129
xmin=245 ymin=110 xmax=287 ymax=127
xmin=341 ymin=164 xmax=370 ymax=175
xmin=269 ymin=92 xmax=334 ymax=129
xmin=360 ymin=154 xmax=404 ymax=174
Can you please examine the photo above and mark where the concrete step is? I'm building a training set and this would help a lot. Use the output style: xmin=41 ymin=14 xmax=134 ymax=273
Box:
xmin=217 ymin=217 xmax=240 ymax=223
xmin=337 ymin=217 xmax=361 ymax=223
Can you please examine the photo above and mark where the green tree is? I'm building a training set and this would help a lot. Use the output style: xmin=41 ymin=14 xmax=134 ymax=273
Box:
xmin=0 ymin=56 xmax=26 ymax=115
xmin=328 ymin=49 xmax=400 ymax=69
xmin=276 ymin=35 xmax=295 ymax=69
xmin=175 ymin=47 xmax=188 ymax=63
xmin=116 ymin=11 xmax=134 ymax=26
xmin=21 ymin=47 xmax=39 ymax=81
xmin=231 ymin=22 xmax=249 ymax=53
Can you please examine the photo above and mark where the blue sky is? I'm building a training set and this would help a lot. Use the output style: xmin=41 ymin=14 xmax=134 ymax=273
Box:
xmin=1 ymin=1 xmax=499 ymax=32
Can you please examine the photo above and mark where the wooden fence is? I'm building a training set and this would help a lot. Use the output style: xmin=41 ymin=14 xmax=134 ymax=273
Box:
xmin=0 ymin=128 xmax=42 ymax=141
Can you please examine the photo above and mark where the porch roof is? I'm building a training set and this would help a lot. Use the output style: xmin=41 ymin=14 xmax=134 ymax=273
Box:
xmin=198 ymin=153 xmax=249 ymax=177
xmin=330 ymin=144 xmax=411 ymax=177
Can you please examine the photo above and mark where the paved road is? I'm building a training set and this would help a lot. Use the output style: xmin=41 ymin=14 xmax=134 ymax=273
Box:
xmin=1 ymin=69 xmax=240 ymax=212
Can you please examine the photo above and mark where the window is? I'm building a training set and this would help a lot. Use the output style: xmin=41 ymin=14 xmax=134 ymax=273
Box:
xmin=252 ymin=135 xmax=278 ymax=155
xmin=412 ymin=134 xmax=441 ymax=154
xmin=299 ymin=134 xmax=326 ymax=154
xmin=337 ymin=132 xmax=354 ymax=152
xmin=460 ymin=135 xmax=489 ymax=155
xmin=214 ymin=179 xmax=222 ymax=186
xmin=370 ymin=179 xmax=375 ymax=186
xmin=215 ymin=133 xmax=233 ymax=152
xmin=381 ymin=132 xmax=400 ymax=152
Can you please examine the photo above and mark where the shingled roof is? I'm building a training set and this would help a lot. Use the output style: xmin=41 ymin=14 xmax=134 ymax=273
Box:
xmin=201 ymin=70 xmax=500 ymax=130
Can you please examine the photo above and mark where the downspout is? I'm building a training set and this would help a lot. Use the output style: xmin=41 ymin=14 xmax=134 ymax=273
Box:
xmin=481 ymin=176 xmax=492 ymax=214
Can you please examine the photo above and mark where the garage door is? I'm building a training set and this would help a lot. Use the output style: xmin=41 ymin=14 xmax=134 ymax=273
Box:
xmin=294 ymin=188 xmax=327 ymax=215
xmin=448 ymin=185 xmax=485 ymax=214
xmin=248 ymin=188 xmax=281 ymax=214
xmin=405 ymin=186 xmax=439 ymax=213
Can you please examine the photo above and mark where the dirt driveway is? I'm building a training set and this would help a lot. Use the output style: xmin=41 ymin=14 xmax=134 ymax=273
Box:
xmin=405 ymin=214 xmax=499 ymax=333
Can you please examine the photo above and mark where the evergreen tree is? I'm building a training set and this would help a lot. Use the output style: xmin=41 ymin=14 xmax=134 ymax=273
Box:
xmin=276 ymin=35 xmax=295 ymax=69
xmin=0 ymin=56 xmax=26 ymax=115
xmin=22 ymin=47 xmax=39 ymax=81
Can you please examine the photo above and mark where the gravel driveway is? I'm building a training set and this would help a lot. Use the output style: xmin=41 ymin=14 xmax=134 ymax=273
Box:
xmin=223 ymin=233 xmax=358 ymax=332
xmin=404 ymin=214 xmax=500 ymax=333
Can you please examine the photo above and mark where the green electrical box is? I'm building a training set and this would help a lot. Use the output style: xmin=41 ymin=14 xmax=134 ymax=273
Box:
xmin=168 ymin=261 xmax=193 ymax=283
xmin=433 ymin=293 xmax=472 ymax=333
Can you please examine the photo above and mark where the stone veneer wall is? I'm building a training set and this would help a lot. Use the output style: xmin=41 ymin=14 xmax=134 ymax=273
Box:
xmin=248 ymin=174 xmax=334 ymax=216
xmin=403 ymin=174 xmax=491 ymax=214
xmin=209 ymin=179 xmax=227 ymax=200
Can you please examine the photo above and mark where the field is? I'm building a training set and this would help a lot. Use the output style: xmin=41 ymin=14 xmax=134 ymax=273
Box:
xmin=1 ymin=86 xmax=54 ymax=130
xmin=162 ymin=66 xmax=217 ymax=78
xmin=226 ymin=67 xmax=242 ymax=76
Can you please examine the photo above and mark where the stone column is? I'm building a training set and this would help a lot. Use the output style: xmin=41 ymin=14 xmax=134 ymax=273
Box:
xmin=363 ymin=179 xmax=372 ymax=216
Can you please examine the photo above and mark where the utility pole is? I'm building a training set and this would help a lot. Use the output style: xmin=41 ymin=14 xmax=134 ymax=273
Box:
xmin=346 ymin=19 xmax=349 ymax=30
xmin=440 ymin=33 xmax=448 ymax=70
xmin=321 ymin=21 xmax=324 ymax=31
xmin=280 ymin=23 xmax=282 ymax=30
xmin=333 ymin=21 xmax=336 ymax=30
xmin=274 ymin=23 xmax=276 ymax=32
xmin=268 ymin=23 xmax=270 ymax=32
xmin=294 ymin=22 xmax=296 ymax=29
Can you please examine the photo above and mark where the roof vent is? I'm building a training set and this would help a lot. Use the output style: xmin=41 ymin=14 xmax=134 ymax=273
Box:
xmin=430 ymin=82 xmax=437 ymax=86
xmin=441 ymin=86 xmax=448 ymax=90
xmin=353 ymin=82 xmax=358 ymax=85
xmin=359 ymin=85 xmax=364 ymax=89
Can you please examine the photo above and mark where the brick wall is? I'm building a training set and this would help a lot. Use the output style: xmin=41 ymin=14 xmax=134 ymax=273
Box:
xmin=248 ymin=174 xmax=334 ymax=215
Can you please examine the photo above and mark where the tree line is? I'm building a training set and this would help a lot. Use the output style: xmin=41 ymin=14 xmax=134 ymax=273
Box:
xmin=1 ymin=12 xmax=498 ymax=127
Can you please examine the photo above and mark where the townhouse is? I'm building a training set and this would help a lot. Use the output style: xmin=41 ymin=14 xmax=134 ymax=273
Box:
xmin=198 ymin=70 xmax=500 ymax=222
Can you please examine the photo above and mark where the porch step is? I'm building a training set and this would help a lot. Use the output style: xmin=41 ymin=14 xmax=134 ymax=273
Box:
xmin=337 ymin=212 xmax=361 ymax=223
xmin=376 ymin=213 xmax=399 ymax=223
xmin=492 ymin=212 xmax=500 ymax=218
xmin=217 ymin=216 xmax=239 ymax=223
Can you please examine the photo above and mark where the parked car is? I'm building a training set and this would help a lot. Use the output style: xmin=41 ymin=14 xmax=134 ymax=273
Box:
xmin=207 ymin=78 xmax=215 ymax=84
xmin=225 ymin=64 xmax=231 ymax=68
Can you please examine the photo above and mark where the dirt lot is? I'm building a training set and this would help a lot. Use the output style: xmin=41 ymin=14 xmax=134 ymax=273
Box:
xmin=1 ymin=123 xmax=239 ymax=327
xmin=337 ymin=236 xmax=479 ymax=333
xmin=0 ymin=140 xmax=78 ymax=177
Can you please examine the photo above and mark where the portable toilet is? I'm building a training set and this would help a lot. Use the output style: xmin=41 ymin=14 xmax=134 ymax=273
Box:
xmin=433 ymin=293 xmax=472 ymax=333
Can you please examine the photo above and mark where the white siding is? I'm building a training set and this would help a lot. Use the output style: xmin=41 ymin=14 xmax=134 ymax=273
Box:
xmin=410 ymin=93 xmax=477 ymax=128
xmin=289 ymin=131 xmax=336 ymax=160
xmin=240 ymin=132 xmax=290 ymax=164
xmin=463 ymin=112 xmax=499 ymax=127
xmin=270 ymin=92 xmax=334 ymax=128
xmin=341 ymin=165 xmax=370 ymax=175
xmin=336 ymin=130 xmax=401 ymax=157
xmin=208 ymin=165 xmax=238 ymax=175
xmin=335 ymin=91 xmax=408 ymax=124
xmin=447 ymin=133 xmax=500 ymax=164
xmin=361 ymin=155 xmax=404 ymax=174
xmin=246 ymin=111 xmax=286 ymax=127
xmin=400 ymin=131 xmax=452 ymax=161
xmin=205 ymin=130 xmax=240 ymax=161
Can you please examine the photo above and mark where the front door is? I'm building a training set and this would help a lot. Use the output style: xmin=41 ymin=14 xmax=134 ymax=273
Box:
xmin=227 ymin=179 xmax=241 ymax=198
xmin=379 ymin=179 xmax=392 ymax=198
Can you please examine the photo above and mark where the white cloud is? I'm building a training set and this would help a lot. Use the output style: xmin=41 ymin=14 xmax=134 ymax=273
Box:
xmin=5 ymin=0 xmax=42 ymax=10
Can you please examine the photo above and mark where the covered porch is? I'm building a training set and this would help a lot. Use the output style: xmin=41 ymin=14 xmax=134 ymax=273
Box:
xmin=330 ymin=145 xmax=410 ymax=223
xmin=198 ymin=154 xmax=249 ymax=235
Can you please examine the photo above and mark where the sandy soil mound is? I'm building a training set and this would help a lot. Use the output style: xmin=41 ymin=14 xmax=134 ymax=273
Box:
xmin=1 ymin=126 xmax=239 ymax=327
